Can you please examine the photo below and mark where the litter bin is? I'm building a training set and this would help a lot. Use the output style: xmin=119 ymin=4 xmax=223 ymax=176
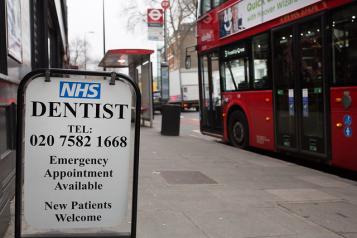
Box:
xmin=161 ymin=104 xmax=181 ymax=136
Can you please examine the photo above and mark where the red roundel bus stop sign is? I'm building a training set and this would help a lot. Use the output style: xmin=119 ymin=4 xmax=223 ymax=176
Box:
xmin=161 ymin=0 xmax=170 ymax=10
xmin=147 ymin=8 xmax=163 ymax=27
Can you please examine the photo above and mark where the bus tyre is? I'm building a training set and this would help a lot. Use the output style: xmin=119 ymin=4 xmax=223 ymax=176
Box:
xmin=228 ymin=110 xmax=249 ymax=148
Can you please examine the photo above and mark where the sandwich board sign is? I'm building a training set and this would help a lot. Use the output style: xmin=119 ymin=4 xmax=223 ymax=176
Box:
xmin=15 ymin=69 xmax=141 ymax=238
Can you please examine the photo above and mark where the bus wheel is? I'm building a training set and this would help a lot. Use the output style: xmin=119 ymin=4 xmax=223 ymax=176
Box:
xmin=228 ymin=110 xmax=249 ymax=148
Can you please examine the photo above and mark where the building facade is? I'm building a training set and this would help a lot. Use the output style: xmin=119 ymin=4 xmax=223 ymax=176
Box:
xmin=165 ymin=24 xmax=199 ymax=109
xmin=0 ymin=1 xmax=68 ymax=235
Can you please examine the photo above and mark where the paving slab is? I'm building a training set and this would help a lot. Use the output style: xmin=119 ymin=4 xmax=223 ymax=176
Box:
xmin=279 ymin=201 xmax=357 ymax=234
xmin=137 ymin=210 xmax=208 ymax=238
xmin=341 ymin=233 xmax=357 ymax=238
xmin=185 ymin=207 xmax=342 ymax=238
xmin=210 ymin=188 xmax=281 ymax=208
xmin=320 ymin=188 xmax=357 ymax=205
xmin=296 ymin=175 xmax=355 ymax=188
xmin=4 ymin=112 xmax=357 ymax=238
xmin=266 ymin=188 xmax=341 ymax=202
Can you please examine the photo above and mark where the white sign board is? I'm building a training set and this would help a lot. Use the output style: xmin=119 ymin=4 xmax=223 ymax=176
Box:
xmin=23 ymin=76 xmax=132 ymax=229
xmin=148 ymin=27 xmax=164 ymax=41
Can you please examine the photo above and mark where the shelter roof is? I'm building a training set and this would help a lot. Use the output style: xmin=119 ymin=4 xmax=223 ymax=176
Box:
xmin=98 ymin=49 xmax=154 ymax=68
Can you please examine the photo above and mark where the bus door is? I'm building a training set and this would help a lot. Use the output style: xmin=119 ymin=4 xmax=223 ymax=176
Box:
xmin=200 ymin=53 xmax=223 ymax=134
xmin=329 ymin=4 xmax=357 ymax=171
xmin=273 ymin=16 xmax=327 ymax=158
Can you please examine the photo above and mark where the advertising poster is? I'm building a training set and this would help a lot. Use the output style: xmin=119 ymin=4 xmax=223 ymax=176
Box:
xmin=219 ymin=0 xmax=321 ymax=38
xmin=161 ymin=65 xmax=169 ymax=101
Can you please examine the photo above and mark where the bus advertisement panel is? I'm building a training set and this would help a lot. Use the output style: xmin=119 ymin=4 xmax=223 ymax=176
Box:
xmin=219 ymin=0 xmax=321 ymax=38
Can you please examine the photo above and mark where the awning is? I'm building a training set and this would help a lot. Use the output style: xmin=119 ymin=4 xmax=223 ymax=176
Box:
xmin=98 ymin=49 xmax=154 ymax=68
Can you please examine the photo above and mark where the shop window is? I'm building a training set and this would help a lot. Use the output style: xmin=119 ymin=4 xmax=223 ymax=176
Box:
xmin=332 ymin=5 xmax=357 ymax=86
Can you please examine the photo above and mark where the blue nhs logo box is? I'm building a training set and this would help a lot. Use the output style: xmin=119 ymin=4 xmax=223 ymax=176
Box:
xmin=59 ymin=81 xmax=101 ymax=99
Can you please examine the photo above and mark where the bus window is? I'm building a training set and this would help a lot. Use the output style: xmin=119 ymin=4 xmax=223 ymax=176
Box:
xmin=201 ymin=0 xmax=211 ymax=15
xmin=252 ymin=34 xmax=270 ymax=89
xmin=332 ymin=5 xmax=357 ymax=86
xmin=213 ymin=0 xmax=228 ymax=8
xmin=201 ymin=55 xmax=211 ymax=127
xmin=222 ymin=58 xmax=249 ymax=91
xmin=211 ymin=54 xmax=221 ymax=107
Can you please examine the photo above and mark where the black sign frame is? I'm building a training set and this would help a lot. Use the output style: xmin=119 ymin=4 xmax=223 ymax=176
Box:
xmin=15 ymin=69 xmax=141 ymax=238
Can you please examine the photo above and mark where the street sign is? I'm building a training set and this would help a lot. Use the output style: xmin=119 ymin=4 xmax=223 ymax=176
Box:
xmin=161 ymin=0 xmax=170 ymax=10
xmin=15 ymin=69 xmax=141 ymax=238
xmin=147 ymin=8 xmax=163 ymax=27
xmin=148 ymin=26 xmax=164 ymax=41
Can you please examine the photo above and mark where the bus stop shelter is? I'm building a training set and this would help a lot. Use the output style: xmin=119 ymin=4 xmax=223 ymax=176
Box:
xmin=99 ymin=49 xmax=154 ymax=127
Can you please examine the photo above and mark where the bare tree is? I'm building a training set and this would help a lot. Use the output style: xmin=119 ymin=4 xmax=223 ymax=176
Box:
xmin=122 ymin=0 xmax=161 ymax=33
xmin=121 ymin=0 xmax=198 ymax=68
xmin=69 ymin=37 xmax=91 ymax=69
xmin=167 ymin=0 xmax=198 ymax=69
xmin=120 ymin=1 xmax=198 ymax=104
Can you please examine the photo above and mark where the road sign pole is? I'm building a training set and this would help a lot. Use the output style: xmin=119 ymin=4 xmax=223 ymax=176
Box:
xmin=164 ymin=9 xmax=167 ymax=62
xmin=161 ymin=0 xmax=169 ymax=62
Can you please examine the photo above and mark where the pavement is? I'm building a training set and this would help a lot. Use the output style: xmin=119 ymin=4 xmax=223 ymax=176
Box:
xmin=4 ymin=111 xmax=357 ymax=238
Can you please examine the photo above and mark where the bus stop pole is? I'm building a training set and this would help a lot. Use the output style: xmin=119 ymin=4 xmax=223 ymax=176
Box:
xmin=164 ymin=9 xmax=167 ymax=62
xmin=102 ymin=0 xmax=106 ymax=71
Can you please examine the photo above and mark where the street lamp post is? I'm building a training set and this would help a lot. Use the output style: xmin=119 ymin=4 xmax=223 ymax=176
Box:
xmin=102 ymin=0 xmax=106 ymax=71
xmin=84 ymin=31 xmax=94 ymax=72
xmin=161 ymin=0 xmax=169 ymax=63
xmin=164 ymin=10 xmax=167 ymax=63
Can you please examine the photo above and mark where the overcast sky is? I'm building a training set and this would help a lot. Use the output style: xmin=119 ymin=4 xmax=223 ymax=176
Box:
xmin=67 ymin=0 xmax=163 ymax=74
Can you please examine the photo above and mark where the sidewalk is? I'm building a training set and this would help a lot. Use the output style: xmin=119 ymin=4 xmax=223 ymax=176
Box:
xmin=4 ymin=113 xmax=357 ymax=238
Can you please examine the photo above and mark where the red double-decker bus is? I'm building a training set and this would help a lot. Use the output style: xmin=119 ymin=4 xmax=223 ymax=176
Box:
xmin=196 ymin=0 xmax=357 ymax=171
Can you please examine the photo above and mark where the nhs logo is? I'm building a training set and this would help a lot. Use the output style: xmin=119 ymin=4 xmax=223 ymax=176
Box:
xmin=59 ymin=81 xmax=101 ymax=99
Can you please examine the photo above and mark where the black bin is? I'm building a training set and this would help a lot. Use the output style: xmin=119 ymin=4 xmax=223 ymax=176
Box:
xmin=161 ymin=104 xmax=181 ymax=136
